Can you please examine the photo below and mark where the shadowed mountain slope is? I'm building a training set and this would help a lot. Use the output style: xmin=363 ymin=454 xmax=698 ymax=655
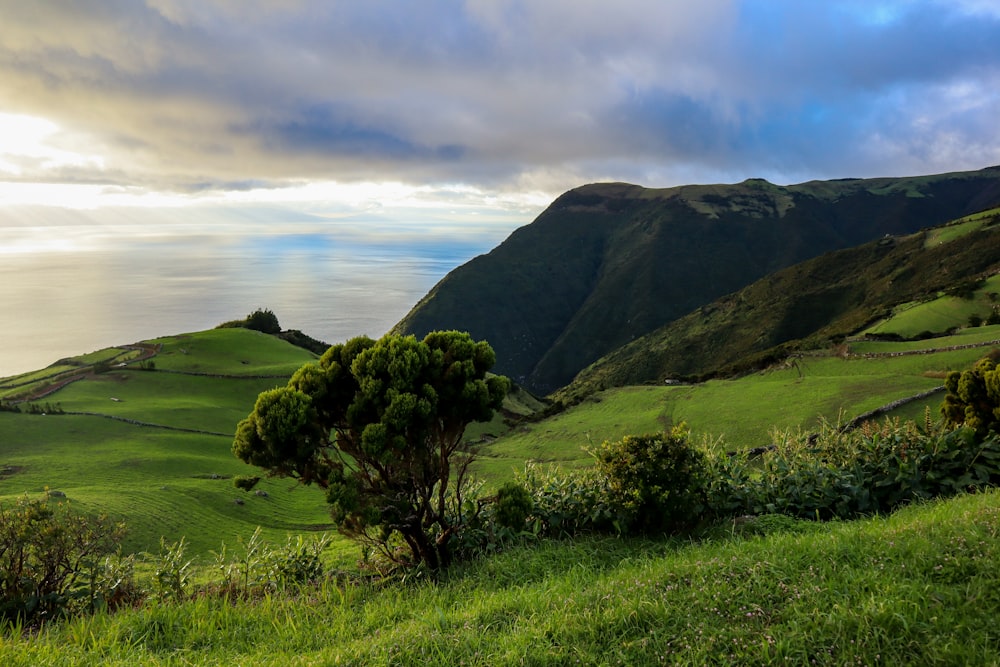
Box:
xmin=394 ymin=166 xmax=1000 ymax=394
xmin=556 ymin=209 xmax=1000 ymax=402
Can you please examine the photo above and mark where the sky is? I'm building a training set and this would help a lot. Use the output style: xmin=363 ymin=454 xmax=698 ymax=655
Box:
xmin=2 ymin=0 xmax=1000 ymax=221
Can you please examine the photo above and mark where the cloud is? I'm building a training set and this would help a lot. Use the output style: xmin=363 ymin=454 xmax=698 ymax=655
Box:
xmin=0 ymin=0 xmax=999 ymax=199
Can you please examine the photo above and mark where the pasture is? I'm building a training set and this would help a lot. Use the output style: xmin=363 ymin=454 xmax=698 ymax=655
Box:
xmin=0 ymin=328 xmax=342 ymax=559
xmin=475 ymin=336 xmax=996 ymax=479
xmin=2 ymin=324 xmax=998 ymax=560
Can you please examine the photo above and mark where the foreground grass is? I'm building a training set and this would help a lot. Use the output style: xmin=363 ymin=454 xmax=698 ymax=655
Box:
xmin=4 ymin=491 xmax=999 ymax=666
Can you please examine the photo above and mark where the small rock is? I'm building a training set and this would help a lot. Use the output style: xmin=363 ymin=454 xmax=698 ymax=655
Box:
xmin=234 ymin=498 xmax=244 ymax=506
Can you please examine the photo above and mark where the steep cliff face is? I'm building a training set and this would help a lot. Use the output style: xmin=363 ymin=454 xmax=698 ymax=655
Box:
xmin=394 ymin=166 xmax=1000 ymax=394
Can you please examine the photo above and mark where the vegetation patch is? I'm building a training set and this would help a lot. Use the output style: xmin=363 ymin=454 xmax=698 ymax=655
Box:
xmin=3 ymin=492 xmax=999 ymax=665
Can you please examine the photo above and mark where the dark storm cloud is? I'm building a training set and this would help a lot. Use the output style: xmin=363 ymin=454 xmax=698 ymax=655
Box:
xmin=1 ymin=0 xmax=999 ymax=195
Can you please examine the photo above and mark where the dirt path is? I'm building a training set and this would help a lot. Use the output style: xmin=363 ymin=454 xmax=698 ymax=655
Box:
xmin=6 ymin=342 xmax=160 ymax=404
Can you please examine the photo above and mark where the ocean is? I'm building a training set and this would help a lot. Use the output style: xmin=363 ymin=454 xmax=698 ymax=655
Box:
xmin=2 ymin=209 xmax=526 ymax=377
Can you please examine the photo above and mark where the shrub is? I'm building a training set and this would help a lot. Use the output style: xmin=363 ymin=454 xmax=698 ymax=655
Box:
xmin=707 ymin=417 xmax=1000 ymax=521
xmin=942 ymin=356 xmax=1000 ymax=437
xmin=591 ymin=426 xmax=709 ymax=535
xmin=214 ymin=528 xmax=332 ymax=595
xmin=515 ymin=463 xmax=615 ymax=537
xmin=268 ymin=533 xmax=331 ymax=588
xmin=146 ymin=537 xmax=192 ymax=602
xmin=493 ymin=482 xmax=533 ymax=532
xmin=217 ymin=308 xmax=281 ymax=334
xmin=233 ymin=475 xmax=261 ymax=492
xmin=0 ymin=496 xmax=127 ymax=626
xmin=245 ymin=308 xmax=281 ymax=334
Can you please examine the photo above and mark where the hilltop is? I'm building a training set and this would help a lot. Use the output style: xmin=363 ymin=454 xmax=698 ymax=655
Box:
xmin=394 ymin=165 xmax=1000 ymax=394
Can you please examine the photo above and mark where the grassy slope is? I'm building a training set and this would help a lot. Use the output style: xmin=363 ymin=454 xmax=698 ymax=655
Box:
xmin=3 ymin=323 xmax=996 ymax=556
xmin=558 ymin=208 xmax=1000 ymax=402
xmin=5 ymin=490 xmax=999 ymax=665
xmin=864 ymin=274 xmax=1000 ymax=338
xmin=0 ymin=329 xmax=346 ymax=558
xmin=476 ymin=330 xmax=998 ymax=477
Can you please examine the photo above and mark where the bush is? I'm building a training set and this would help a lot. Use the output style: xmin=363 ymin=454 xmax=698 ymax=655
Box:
xmin=942 ymin=356 xmax=1000 ymax=437
xmin=493 ymin=482 xmax=533 ymax=532
xmin=505 ymin=429 xmax=711 ymax=540
xmin=233 ymin=475 xmax=261 ymax=492
xmin=515 ymin=463 xmax=616 ymax=537
xmin=245 ymin=308 xmax=281 ymax=334
xmin=592 ymin=426 xmax=709 ymax=535
xmin=216 ymin=308 xmax=281 ymax=334
xmin=0 ymin=496 xmax=127 ymax=626
xmin=212 ymin=529 xmax=331 ymax=597
xmin=707 ymin=416 xmax=1000 ymax=521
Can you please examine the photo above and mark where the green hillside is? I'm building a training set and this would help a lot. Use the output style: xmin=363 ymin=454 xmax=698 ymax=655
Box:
xmin=3 ymin=197 xmax=1000 ymax=563
xmin=3 ymin=292 xmax=999 ymax=559
xmin=475 ymin=326 xmax=1000 ymax=479
xmin=0 ymin=328 xmax=343 ymax=557
xmin=557 ymin=207 xmax=1000 ymax=402
xmin=395 ymin=166 xmax=1000 ymax=394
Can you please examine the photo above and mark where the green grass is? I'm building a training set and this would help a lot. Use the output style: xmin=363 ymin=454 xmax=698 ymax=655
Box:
xmin=924 ymin=206 xmax=1000 ymax=247
xmin=474 ymin=386 xmax=671 ymax=479
xmin=0 ymin=329 xmax=333 ymax=558
xmin=3 ymin=324 xmax=997 ymax=560
xmin=848 ymin=324 xmax=1000 ymax=354
xmin=32 ymin=373 xmax=289 ymax=434
xmin=4 ymin=490 xmax=999 ymax=665
xmin=0 ymin=347 xmax=151 ymax=401
xmin=476 ymin=344 xmax=994 ymax=477
xmin=865 ymin=276 xmax=1000 ymax=338
xmin=0 ymin=412 xmax=337 ymax=558
xmin=149 ymin=328 xmax=317 ymax=375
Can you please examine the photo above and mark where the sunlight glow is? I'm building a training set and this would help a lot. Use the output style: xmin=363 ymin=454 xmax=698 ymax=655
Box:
xmin=0 ymin=112 xmax=105 ymax=175
xmin=0 ymin=114 xmax=552 ymax=216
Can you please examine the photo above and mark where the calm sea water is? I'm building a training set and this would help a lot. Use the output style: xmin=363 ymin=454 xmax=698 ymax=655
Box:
xmin=2 ymin=213 xmax=523 ymax=377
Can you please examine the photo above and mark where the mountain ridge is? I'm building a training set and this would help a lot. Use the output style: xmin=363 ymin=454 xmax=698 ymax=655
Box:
xmin=556 ymin=209 xmax=1000 ymax=402
xmin=394 ymin=165 xmax=1000 ymax=394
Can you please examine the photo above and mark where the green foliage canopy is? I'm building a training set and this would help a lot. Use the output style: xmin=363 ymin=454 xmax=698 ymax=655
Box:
xmin=942 ymin=356 xmax=1000 ymax=437
xmin=245 ymin=308 xmax=281 ymax=334
xmin=592 ymin=427 xmax=709 ymax=534
xmin=233 ymin=331 xmax=509 ymax=570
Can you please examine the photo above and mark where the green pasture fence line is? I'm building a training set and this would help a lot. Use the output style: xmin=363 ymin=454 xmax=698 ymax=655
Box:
xmin=124 ymin=368 xmax=291 ymax=380
xmin=839 ymin=386 xmax=947 ymax=432
xmin=4 ymin=373 xmax=88 ymax=404
xmin=851 ymin=338 xmax=1000 ymax=359
xmin=0 ymin=368 xmax=82 ymax=391
xmin=56 ymin=411 xmax=232 ymax=437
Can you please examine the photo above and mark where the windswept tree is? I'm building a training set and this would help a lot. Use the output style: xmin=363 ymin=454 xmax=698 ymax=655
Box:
xmin=233 ymin=331 xmax=509 ymax=570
